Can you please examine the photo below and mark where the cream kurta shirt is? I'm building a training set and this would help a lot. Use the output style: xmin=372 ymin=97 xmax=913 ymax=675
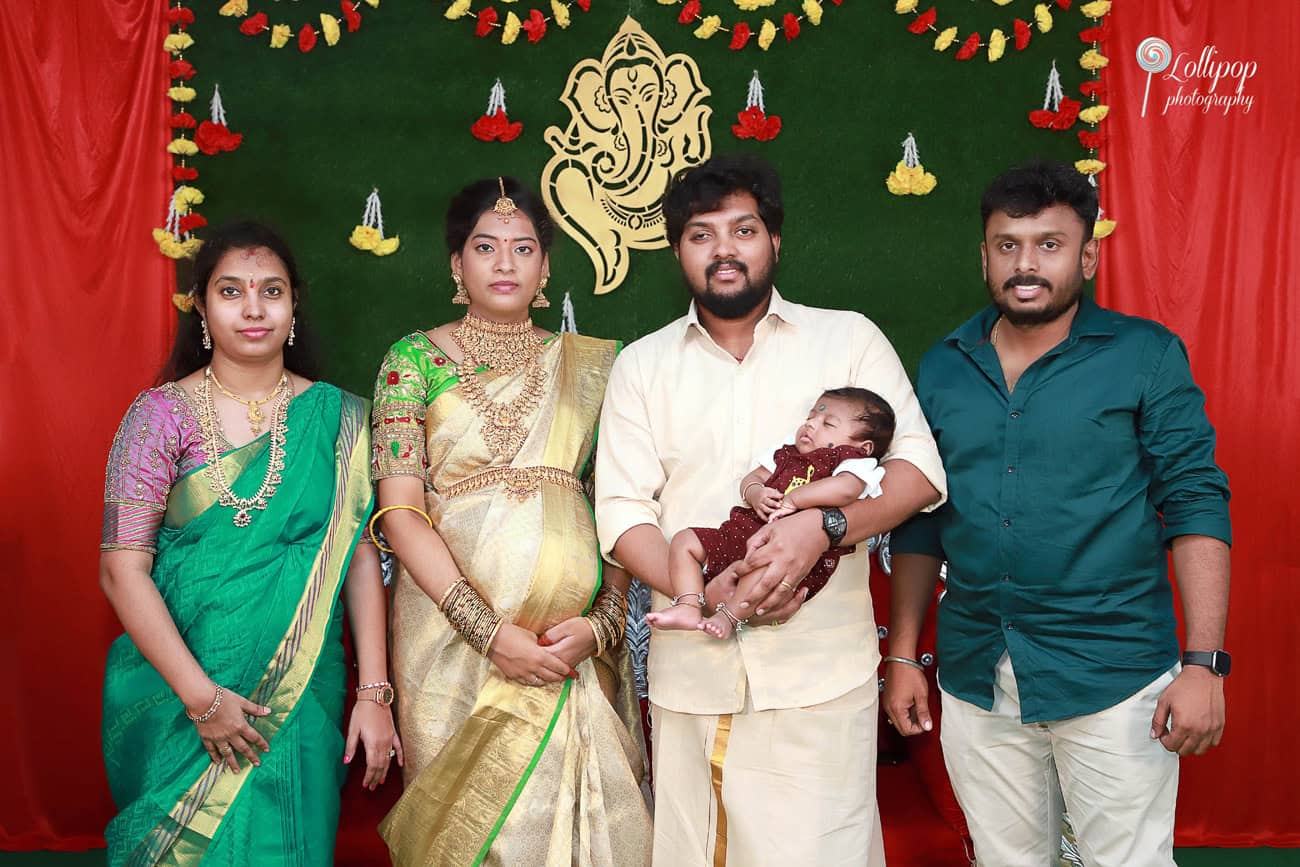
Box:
xmin=596 ymin=289 xmax=947 ymax=714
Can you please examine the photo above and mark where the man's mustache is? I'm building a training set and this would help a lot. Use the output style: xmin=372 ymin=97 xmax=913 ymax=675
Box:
xmin=1003 ymin=274 xmax=1053 ymax=291
xmin=706 ymin=259 xmax=749 ymax=279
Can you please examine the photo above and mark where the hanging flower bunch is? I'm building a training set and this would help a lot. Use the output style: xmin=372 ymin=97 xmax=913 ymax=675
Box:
xmin=157 ymin=3 xmax=206 ymax=264
xmin=470 ymin=79 xmax=524 ymax=142
xmin=663 ymin=0 xmax=837 ymax=52
xmin=885 ymin=132 xmax=937 ymax=196
xmin=444 ymin=0 xmax=592 ymax=46
xmin=1028 ymin=60 xmax=1081 ymax=129
xmin=731 ymin=71 xmax=782 ymax=141
xmin=1076 ymin=0 xmax=1114 ymax=237
xmin=221 ymin=0 xmax=377 ymax=53
xmin=349 ymin=189 xmax=401 ymax=256
xmin=894 ymin=0 xmax=1073 ymax=62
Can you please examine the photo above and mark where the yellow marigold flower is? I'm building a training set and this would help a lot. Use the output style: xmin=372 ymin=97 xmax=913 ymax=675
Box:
xmin=1079 ymin=105 xmax=1110 ymax=124
xmin=551 ymin=0 xmax=571 ymax=28
xmin=657 ymin=0 xmax=676 ymax=5
xmin=373 ymin=237 xmax=401 ymax=256
xmin=991 ymin=0 xmax=1011 ymax=5
xmin=1075 ymin=159 xmax=1106 ymax=175
xmin=802 ymin=0 xmax=823 ymax=25
xmin=218 ymin=0 xmax=247 ymax=15
xmin=988 ymin=28 xmax=1006 ymax=62
xmin=1080 ymin=0 xmax=1111 ymax=19
xmin=758 ymin=18 xmax=778 ymax=49
xmin=1093 ymin=219 xmax=1117 ymax=239
xmin=894 ymin=0 xmax=917 ymax=13
xmin=163 ymin=33 xmax=194 ymax=55
xmin=167 ymin=86 xmax=196 ymax=103
xmin=270 ymin=24 xmax=292 ymax=48
xmin=173 ymin=185 xmax=205 ymax=210
xmin=350 ymin=226 xmax=381 ymax=251
xmin=321 ymin=14 xmax=341 ymax=45
xmin=694 ymin=15 xmax=721 ymax=38
xmin=1034 ymin=4 xmax=1052 ymax=33
xmin=171 ymin=292 xmax=196 ymax=312
xmin=167 ymin=138 xmax=199 ymax=156
xmin=445 ymin=0 xmax=473 ymax=19
xmin=736 ymin=0 xmax=775 ymax=11
xmin=501 ymin=11 xmax=521 ymax=43
xmin=934 ymin=26 xmax=958 ymax=52
xmin=1080 ymin=49 xmax=1110 ymax=70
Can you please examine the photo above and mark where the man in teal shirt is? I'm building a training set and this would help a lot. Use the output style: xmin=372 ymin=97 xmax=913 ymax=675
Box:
xmin=884 ymin=160 xmax=1231 ymax=867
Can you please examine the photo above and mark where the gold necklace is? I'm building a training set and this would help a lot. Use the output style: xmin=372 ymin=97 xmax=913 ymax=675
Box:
xmin=197 ymin=367 xmax=291 ymax=527
xmin=991 ymin=316 xmax=1002 ymax=346
xmin=452 ymin=312 xmax=547 ymax=458
xmin=209 ymin=368 xmax=287 ymax=435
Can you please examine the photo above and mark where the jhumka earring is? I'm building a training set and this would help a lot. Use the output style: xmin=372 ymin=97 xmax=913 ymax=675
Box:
xmin=201 ymin=317 xmax=212 ymax=350
xmin=532 ymin=276 xmax=550 ymax=308
xmin=451 ymin=273 xmax=470 ymax=305
xmin=288 ymin=316 xmax=296 ymax=347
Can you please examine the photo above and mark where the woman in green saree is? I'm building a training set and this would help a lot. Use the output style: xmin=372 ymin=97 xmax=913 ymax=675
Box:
xmin=100 ymin=222 xmax=401 ymax=866
xmin=371 ymin=178 xmax=652 ymax=865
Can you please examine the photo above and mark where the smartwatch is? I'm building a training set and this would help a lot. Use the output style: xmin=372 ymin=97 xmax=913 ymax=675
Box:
xmin=1180 ymin=650 xmax=1231 ymax=677
xmin=820 ymin=507 xmax=848 ymax=548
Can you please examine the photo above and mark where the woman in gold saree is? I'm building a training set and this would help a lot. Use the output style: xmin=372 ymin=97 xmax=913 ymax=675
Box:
xmin=372 ymin=178 xmax=652 ymax=866
xmin=99 ymin=222 xmax=401 ymax=866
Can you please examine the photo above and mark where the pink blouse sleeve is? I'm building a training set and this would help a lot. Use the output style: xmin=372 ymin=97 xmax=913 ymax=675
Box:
xmin=101 ymin=388 xmax=185 ymax=554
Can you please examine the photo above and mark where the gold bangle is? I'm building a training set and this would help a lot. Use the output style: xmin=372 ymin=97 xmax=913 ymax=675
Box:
xmin=368 ymin=504 xmax=434 ymax=554
xmin=742 ymin=481 xmax=762 ymax=503
xmin=437 ymin=577 xmax=465 ymax=610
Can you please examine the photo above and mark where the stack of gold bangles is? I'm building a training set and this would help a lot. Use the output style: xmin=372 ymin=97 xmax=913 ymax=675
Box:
xmin=583 ymin=584 xmax=627 ymax=657
xmin=440 ymin=578 xmax=504 ymax=656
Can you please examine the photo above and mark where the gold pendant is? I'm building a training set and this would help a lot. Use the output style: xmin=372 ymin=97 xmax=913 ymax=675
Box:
xmin=247 ymin=403 xmax=264 ymax=435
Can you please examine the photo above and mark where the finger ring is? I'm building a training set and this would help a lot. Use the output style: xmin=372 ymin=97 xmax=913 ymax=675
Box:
xmin=770 ymin=620 xmax=783 ymax=627
xmin=388 ymin=748 xmax=397 ymax=758
xmin=778 ymin=580 xmax=795 ymax=593
xmin=219 ymin=745 xmax=233 ymax=755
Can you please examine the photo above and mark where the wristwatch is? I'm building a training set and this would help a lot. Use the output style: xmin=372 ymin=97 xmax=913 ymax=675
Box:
xmin=819 ymin=507 xmax=848 ymax=548
xmin=356 ymin=681 xmax=396 ymax=707
xmin=1181 ymin=650 xmax=1231 ymax=677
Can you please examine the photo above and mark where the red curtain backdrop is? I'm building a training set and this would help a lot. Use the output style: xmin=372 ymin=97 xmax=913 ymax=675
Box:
xmin=3 ymin=0 xmax=1297 ymax=856
xmin=1099 ymin=2 xmax=1300 ymax=847
xmin=0 ymin=0 xmax=175 ymax=849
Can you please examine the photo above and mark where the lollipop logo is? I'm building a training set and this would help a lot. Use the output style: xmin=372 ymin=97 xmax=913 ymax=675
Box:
xmin=1136 ymin=37 xmax=1172 ymax=117
xmin=1138 ymin=35 xmax=1259 ymax=118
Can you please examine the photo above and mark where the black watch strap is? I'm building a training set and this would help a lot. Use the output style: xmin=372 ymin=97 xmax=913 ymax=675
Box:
xmin=1181 ymin=650 xmax=1231 ymax=676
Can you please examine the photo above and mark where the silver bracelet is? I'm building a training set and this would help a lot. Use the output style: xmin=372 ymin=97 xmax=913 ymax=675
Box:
xmin=185 ymin=685 xmax=224 ymax=723
xmin=671 ymin=592 xmax=706 ymax=608
xmin=882 ymin=656 xmax=927 ymax=672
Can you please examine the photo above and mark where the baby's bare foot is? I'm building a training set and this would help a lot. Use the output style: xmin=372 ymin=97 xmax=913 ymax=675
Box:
xmin=700 ymin=612 xmax=735 ymax=640
xmin=646 ymin=603 xmax=704 ymax=631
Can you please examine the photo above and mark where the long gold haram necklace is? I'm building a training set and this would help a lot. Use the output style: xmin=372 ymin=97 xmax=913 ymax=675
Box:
xmin=451 ymin=312 xmax=546 ymax=458
xmin=210 ymin=367 xmax=281 ymax=435
xmin=196 ymin=367 xmax=291 ymax=527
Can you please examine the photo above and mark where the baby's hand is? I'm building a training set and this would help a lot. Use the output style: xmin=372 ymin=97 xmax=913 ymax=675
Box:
xmin=767 ymin=502 xmax=797 ymax=523
xmin=753 ymin=487 xmax=785 ymax=520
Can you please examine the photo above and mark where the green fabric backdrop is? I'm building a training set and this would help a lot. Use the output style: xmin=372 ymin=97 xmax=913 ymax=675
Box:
xmin=184 ymin=0 xmax=1089 ymax=392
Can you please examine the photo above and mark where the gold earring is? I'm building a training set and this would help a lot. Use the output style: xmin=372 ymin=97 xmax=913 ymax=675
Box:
xmin=201 ymin=317 xmax=212 ymax=350
xmin=288 ymin=316 xmax=296 ymax=347
xmin=451 ymin=273 xmax=469 ymax=305
xmin=532 ymin=276 xmax=550 ymax=309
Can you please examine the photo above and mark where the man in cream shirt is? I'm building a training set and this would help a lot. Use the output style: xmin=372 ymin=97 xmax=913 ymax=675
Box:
xmin=595 ymin=154 xmax=946 ymax=865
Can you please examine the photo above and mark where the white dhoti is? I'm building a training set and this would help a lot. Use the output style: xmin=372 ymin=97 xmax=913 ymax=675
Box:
xmin=650 ymin=681 xmax=886 ymax=867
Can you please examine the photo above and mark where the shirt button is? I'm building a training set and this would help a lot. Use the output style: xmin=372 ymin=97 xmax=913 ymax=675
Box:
xmin=1001 ymin=519 xmax=1012 ymax=528
xmin=1010 ymin=410 xmax=1021 ymax=419
xmin=1004 ymin=621 xmax=1015 ymax=631
xmin=1002 ymin=573 xmax=1011 ymax=582
xmin=1007 ymin=465 xmax=1016 ymax=473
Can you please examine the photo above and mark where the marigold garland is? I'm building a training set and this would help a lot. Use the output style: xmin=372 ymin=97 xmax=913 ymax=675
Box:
xmin=222 ymin=0 xmax=377 ymax=53
xmin=1076 ymin=0 xmax=1115 ymax=237
xmin=443 ymin=0 xmax=592 ymax=45
xmin=662 ymin=0 xmax=836 ymax=52
xmin=897 ymin=0 xmax=1074 ymax=63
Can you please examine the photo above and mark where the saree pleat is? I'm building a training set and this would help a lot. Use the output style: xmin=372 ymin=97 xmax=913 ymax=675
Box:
xmin=381 ymin=334 xmax=652 ymax=866
xmin=102 ymin=385 xmax=372 ymax=867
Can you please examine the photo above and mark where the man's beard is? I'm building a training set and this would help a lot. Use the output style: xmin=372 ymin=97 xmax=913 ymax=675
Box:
xmin=686 ymin=253 xmax=777 ymax=320
xmin=988 ymin=269 xmax=1085 ymax=326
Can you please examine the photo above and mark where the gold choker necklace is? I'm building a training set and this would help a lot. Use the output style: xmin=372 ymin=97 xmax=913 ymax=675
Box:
xmin=209 ymin=368 xmax=287 ymax=435
xmin=452 ymin=313 xmax=547 ymax=458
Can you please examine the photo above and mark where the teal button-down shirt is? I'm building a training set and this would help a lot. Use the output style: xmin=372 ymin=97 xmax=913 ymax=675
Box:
xmin=892 ymin=296 xmax=1231 ymax=722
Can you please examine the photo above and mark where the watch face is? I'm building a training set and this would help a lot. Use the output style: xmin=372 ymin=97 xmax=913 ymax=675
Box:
xmin=377 ymin=686 xmax=395 ymax=706
xmin=1213 ymin=651 xmax=1231 ymax=676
